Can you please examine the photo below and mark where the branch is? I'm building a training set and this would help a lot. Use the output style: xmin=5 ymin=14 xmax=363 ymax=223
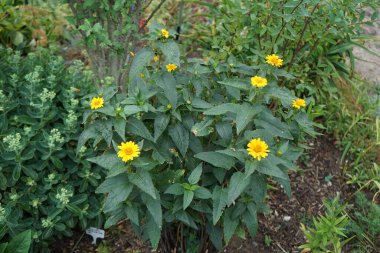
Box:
xmin=140 ymin=0 xmax=167 ymax=30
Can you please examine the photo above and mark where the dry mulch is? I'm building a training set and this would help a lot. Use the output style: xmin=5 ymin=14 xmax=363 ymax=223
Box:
xmin=58 ymin=135 xmax=348 ymax=253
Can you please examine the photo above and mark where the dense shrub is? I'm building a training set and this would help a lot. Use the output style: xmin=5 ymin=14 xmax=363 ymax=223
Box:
xmin=80 ymin=23 xmax=317 ymax=251
xmin=0 ymin=48 xmax=104 ymax=252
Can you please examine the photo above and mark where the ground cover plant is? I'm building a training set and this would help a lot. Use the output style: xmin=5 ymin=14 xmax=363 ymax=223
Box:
xmin=0 ymin=48 xmax=104 ymax=252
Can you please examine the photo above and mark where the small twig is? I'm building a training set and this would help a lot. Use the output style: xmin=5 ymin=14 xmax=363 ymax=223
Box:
xmin=70 ymin=231 xmax=85 ymax=253
xmin=140 ymin=0 xmax=167 ymax=30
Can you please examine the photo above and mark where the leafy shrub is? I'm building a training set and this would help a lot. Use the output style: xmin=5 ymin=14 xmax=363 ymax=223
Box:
xmin=0 ymin=0 xmax=71 ymax=50
xmin=299 ymin=196 xmax=352 ymax=253
xmin=0 ymin=48 xmax=104 ymax=252
xmin=80 ymin=23 xmax=317 ymax=251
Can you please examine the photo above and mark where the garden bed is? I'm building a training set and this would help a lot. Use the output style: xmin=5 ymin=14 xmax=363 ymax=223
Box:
xmin=58 ymin=135 xmax=348 ymax=253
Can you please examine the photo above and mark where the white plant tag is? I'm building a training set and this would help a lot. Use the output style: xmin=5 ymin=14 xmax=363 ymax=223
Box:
xmin=86 ymin=227 xmax=105 ymax=245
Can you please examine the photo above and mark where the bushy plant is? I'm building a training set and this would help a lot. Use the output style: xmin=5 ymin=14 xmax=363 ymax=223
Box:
xmin=299 ymin=196 xmax=352 ymax=253
xmin=0 ymin=48 xmax=104 ymax=252
xmin=80 ymin=23 xmax=317 ymax=251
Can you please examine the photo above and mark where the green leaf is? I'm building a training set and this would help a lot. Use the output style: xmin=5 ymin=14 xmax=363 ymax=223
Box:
xmin=242 ymin=203 xmax=258 ymax=237
xmin=206 ymin=223 xmax=223 ymax=250
xmin=236 ymin=104 xmax=262 ymax=134
xmin=188 ymin=163 xmax=202 ymax=185
xmin=126 ymin=117 xmax=154 ymax=142
xmin=154 ymin=73 xmax=177 ymax=108
xmin=216 ymin=122 xmax=232 ymax=141
xmin=158 ymin=41 xmax=180 ymax=66
xmin=114 ymin=118 xmax=126 ymax=140
xmin=183 ymin=190 xmax=194 ymax=210
xmin=254 ymin=115 xmax=293 ymax=140
xmin=195 ymin=152 xmax=235 ymax=170
xmin=212 ymin=186 xmax=227 ymax=224
xmin=154 ymin=114 xmax=170 ymax=141
xmin=128 ymin=170 xmax=157 ymax=199
xmin=145 ymin=214 xmax=161 ymax=250
xmin=216 ymin=149 xmax=246 ymax=162
xmin=77 ymin=125 xmax=98 ymax=152
xmin=194 ymin=187 xmax=212 ymax=199
xmin=204 ymin=103 xmax=239 ymax=115
xmin=217 ymin=79 xmax=249 ymax=90
xmin=6 ymin=229 xmax=31 ymax=253
xmin=129 ymin=47 xmax=154 ymax=84
xmin=165 ymin=183 xmax=184 ymax=195
xmin=191 ymin=117 xmax=214 ymax=137
xmin=95 ymin=120 xmax=113 ymax=146
xmin=191 ymin=98 xmax=212 ymax=109
xmin=227 ymin=172 xmax=251 ymax=206
xmin=223 ymin=209 xmax=239 ymax=244
xmin=103 ymin=183 xmax=133 ymax=213
xmin=88 ymin=153 xmax=122 ymax=170
xmin=124 ymin=105 xmax=143 ymax=116
xmin=257 ymin=156 xmax=288 ymax=180
xmin=168 ymin=123 xmax=189 ymax=157
xmin=97 ymin=105 xmax=116 ymax=117
xmin=142 ymin=193 xmax=162 ymax=228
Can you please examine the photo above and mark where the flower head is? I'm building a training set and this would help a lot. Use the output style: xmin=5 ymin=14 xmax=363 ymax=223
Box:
xmin=292 ymin=98 xmax=306 ymax=109
xmin=117 ymin=141 xmax=140 ymax=162
xmin=154 ymin=55 xmax=159 ymax=62
xmin=161 ymin=29 xmax=169 ymax=39
xmin=251 ymin=76 xmax=268 ymax=88
xmin=266 ymin=54 xmax=283 ymax=67
xmin=166 ymin=63 xmax=177 ymax=72
xmin=90 ymin=97 xmax=104 ymax=110
xmin=247 ymin=138 xmax=270 ymax=161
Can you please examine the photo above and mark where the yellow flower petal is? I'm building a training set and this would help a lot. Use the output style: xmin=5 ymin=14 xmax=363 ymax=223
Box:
xmin=166 ymin=63 xmax=177 ymax=72
xmin=292 ymin=98 xmax=306 ymax=109
xmin=90 ymin=97 xmax=104 ymax=110
xmin=161 ymin=29 xmax=169 ymax=39
xmin=266 ymin=54 xmax=283 ymax=67
xmin=247 ymin=138 xmax=270 ymax=161
xmin=117 ymin=141 xmax=140 ymax=162
xmin=250 ymin=76 xmax=268 ymax=88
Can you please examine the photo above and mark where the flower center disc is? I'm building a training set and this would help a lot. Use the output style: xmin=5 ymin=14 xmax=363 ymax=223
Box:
xmin=124 ymin=147 xmax=134 ymax=155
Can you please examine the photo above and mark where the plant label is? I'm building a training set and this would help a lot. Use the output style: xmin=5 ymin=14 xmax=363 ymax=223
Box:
xmin=86 ymin=227 xmax=105 ymax=245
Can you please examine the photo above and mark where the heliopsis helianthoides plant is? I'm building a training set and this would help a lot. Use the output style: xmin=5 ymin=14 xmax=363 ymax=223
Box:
xmin=78 ymin=23 xmax=318 ymax=252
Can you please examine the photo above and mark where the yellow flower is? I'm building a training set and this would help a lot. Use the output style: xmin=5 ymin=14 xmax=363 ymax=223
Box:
xmin=166 ymin=63 xmax=177 ymax=72
xmin=117 ymin=141 xmax=140 ymax=162
xmin=266 ymin=54 xmax=283 ymax=67
xmin=292 ymin=98 xmax=306 ymax=109
xmin=153 ymin=54 xmax=159 ymax=62
xmin=247 ymin=138 xmax=270 ymax=161
xmin=161 ymin=29 xmax=169 ymax=39
xmin=140 ymin=73 xmax=145 ymax=79
xmin=90 ymin=97 xmax=104 ymax=110
xmin=250 ymin=76 xmax=268 ymax=88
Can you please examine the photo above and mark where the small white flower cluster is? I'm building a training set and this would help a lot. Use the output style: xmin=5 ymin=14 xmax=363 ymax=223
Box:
xmin=70 ymin=98 xmax=79 ymax=107
xmin=10 ymin=73 xmax=18 ymax=86
xmin=55 ymin=188 xmax=73 ymax=205
xmin=26 ymin=177 xmax=36 ymax=187
xmin=10 ymin=192 xmax=18 ymax=201
xmin=47 ymin=74 xmax=56 ymax=85
xmin=0 ymin=204 xmax=6 ymax=223
xmin=41 ymin=218 xmax=53 ymax=228
xmin=66 ymin=110 xmax=78 ymax=128
xmin=3 ymin=133 xmax=22 ymax=152
xmin=0 ymin=90 xmax=5 ymax=112
xmin=48 ymin=129 xmax=64 ymax=148
xmin=24 ymin=126 xmax=32 ymax=135
xmin=25 ymin=66 xmax=43 ymax=85
xmin=47 ymin=172 xmax=56 ymax=181
xmin=40 ymin=88 xmax=56 ymax=103
xmin=31 ymin=199 xmax=40 ymax=208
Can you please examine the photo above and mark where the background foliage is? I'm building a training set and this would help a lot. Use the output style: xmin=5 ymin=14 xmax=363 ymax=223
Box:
xmin=0 ymin=48 xmax=104 ymax=252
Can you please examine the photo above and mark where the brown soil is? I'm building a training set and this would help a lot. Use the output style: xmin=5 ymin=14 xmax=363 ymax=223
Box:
xmin=58 ymin=135 xmax=349 ymax=253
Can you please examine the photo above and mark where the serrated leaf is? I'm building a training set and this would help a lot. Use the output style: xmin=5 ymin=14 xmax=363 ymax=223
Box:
xmin=154 ymin=73 xmax=177 ymax=108
xmin=126 ymin=117 xmax=154 ymax=142
xmin=154 ymin=114 xmax=170 ymax=141
xmin=88 ymin=153 xmax=122 ymax=170
xmin=191 ymin=117 xmax=214 ymax=136
xmin=114 ymin=118 xmax=126 ymax=140
xmin=128 ymin=170 xmax=156 ymax=199
xmin=223 ymin=209 xmax=239 ymax=244
xmin=77 ymin=125 xmax=98 ymax=152
xmin=236 ymin=103 xmax=262 ymax=134
xmin=165 ymin=183 xmax=184 ymax=195
xmin=94 ymin=120 xmax=113 ymax=145
xmin=124 ymin=105 xmax=143 ymax=116
xmin=183 ymin=190 xmax=194 ymax=210
xmin=142 ymin=193 xmax=162 ymax=228
xmin=158 ymin=41 xmax=180 ymax=66
xmin=195 ymin=151 xmax=235 ymax=170
xmin=254 ymin=117 xmax=293 ymax=140
xmin=204 ymin=103 xmax=239 ymax=115
xmin=129 ymin=47 xmax=154 ymax=84
xmin=257 ymin=156 xmax=288 ymax=179
xmin=6 ymin=229 xmax=31 ymax=253
xmin=188 ymin=163 xmax=202 ymax=185
xmin=212 ymin=186 xmax=227 ymax=225
xmin=168 ymin=123 xmax=189 ymax=157
xmin=227 ymin=172 xmax=251 ymax=206
xmin=217 ymin=79 xmax=249 ymax=90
